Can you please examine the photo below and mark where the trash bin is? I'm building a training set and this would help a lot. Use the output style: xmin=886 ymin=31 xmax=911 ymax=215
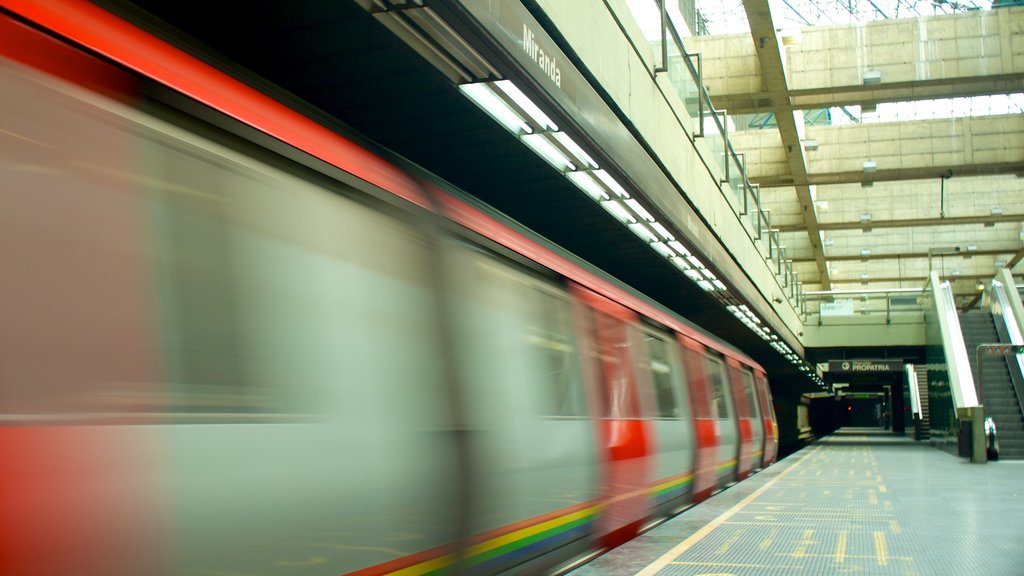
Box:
xmin=957 ymin=418 xmax=972 ymax=459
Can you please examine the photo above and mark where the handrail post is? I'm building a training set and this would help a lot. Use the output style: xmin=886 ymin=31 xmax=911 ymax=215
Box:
xmin=754 ymin=185 xmax=763 ymax=239
xmin=696 ymin=53 xmax=704 ymax=138
xmin=721 ymin=111 xmax=730 ymax=185
xmin=654 ymin=0 xmax=668 ymax=74
xmin=740 ymin=153 xmax=749 ymax=215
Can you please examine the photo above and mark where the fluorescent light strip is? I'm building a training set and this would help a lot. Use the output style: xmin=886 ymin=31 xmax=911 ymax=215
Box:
xmin=600 ymin=200 xmax=636 ymax=224
xmin=628 ymin=223 xmax=659 ymax=243
xmin=668 ymin=241 xmax=690 ymax=257
xmin=624 ymin=199 xmax=655 ymax=222
xmin=698 ymin=280 xmax=715 ymax=291
xmin=670 ymin=257 xmax=691 ymax=272
xmin=493 ymin=80 xmax=558 ymax=131
xmin=552 ymin=132 xmax=598 ymax=169
xmin=593 ymin=170 xmax=630 ymax=198
xmin=684 ymin=269 xmax=703 ymax=282
xmin=701 ymin=269 xmax=717 ymax=281
xmin=459 ymin=83 xmax=532 ymax=135
xmin=522 ymin=134 xmax=576 ymax=172
xmin=566 ymin=171 xmax=608 ymax=201
xmin=651 ymin=242 xmax=675 ymax=259
xmin=650 ymin=222 xmax=674 ymax=241
xmin=686 ymin=255 xmax=704 ymax=269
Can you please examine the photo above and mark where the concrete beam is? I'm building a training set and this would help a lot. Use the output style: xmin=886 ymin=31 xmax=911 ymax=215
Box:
xmin=779 ymin=212 xmax=1024 ymax=232
xmin=689 ymin=8 xmax=1024 ymax=113
xmin=742 ymin=0 xmax=831 ymax=290
xmin=791 ymin=246 xmax=1020 ymax=263
xmin=738 ymin=114 xmax=1024 ymax=188
xmin=833 ymin=273 xmax=994 ymax=283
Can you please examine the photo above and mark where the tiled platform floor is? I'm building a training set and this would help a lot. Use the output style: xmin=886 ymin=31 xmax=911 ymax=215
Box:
xmin=570 ymin=427 xmax=1024 ymax=576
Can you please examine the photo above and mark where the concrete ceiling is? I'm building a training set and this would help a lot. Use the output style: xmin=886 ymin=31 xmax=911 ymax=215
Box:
xmin=691 ymin=5 xmax=1024 ymax=308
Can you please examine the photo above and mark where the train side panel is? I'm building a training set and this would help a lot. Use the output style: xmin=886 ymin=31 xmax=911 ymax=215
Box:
xmin=677 ymin=338 xmax=718 ymax=502
xmin=633 ymin=326 xmax=696 ymax=517
xmin=757 ymin=372 xmax=779 ymax=465
xmin=571 ymin=285 xmax=653 ymax=548
xmin=703 ymin=354 xmax=740 ymax=486
xmin=0 ymin=4 xmax=781 ymax=575
xmin=443 ymin=246 xmax=600 ymax=573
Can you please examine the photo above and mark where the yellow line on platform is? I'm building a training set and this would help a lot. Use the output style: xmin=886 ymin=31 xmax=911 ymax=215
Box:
xmin=874 ymin=531 xmax=889 ymax=566
xmin=836 ymin=530 xmax=848 ymax=564
xmin=633 ymin=446 xmax=823 ymax=576
xmin=758 ymin=528 xmax=778 ymax=551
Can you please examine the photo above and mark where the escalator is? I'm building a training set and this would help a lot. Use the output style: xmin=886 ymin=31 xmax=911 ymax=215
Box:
xmin=958 ymin=308 xmax=1024 ymax=460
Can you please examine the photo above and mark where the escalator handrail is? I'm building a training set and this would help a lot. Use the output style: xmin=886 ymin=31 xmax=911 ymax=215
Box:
xmin=989 ymin=280 xmax=1024 ymax=415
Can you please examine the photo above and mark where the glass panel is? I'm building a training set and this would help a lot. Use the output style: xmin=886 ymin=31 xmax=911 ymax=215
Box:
xmin=646 ymin=333 xmax=679 ymax=418
xmin=587 ymin=310 xmax=640 ymax=419
xmin=706 ymin=356 xmax=732 ymax=419
xmin=532 ymin=290 xmax=586 ymax=417
xmin=742 ymin=371 xmax=760 ymax=420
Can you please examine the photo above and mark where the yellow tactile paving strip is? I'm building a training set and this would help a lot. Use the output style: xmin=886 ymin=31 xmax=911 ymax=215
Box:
xmin=571 ymin=428 xmax=1024 ymax=576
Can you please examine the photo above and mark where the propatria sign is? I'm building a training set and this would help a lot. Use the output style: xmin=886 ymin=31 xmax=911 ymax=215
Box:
xmin=828 ymin=360 xmax=903 ymax=373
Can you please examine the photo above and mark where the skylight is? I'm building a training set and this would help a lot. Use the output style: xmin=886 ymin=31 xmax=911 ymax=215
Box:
xmin=829 ymin=94 xmax=1024 ymax=124
xmin=694 ymin=0 xmax=995 ymax=36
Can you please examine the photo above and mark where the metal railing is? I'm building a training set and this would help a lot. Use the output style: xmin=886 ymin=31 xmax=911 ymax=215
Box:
xmin=623 ymin=0 xmax=803 ymax=310
xmin=800 ymin=287 xmax=925 ymax=325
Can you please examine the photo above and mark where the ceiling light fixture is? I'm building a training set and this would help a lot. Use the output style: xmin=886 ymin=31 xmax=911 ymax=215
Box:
xmin=521 ymin=133 xmax=575 ymax=172
xmin=493 ymin=80 xmax=558 ymax=131
xmin=566 ymin=171 xmax=608 ymax=201
xmin=459 ymin=82 xmax=531 ymax=134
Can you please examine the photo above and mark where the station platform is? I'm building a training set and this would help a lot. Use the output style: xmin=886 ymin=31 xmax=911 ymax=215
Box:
xmin=570 ymin=428 xmax=1024 ymax=575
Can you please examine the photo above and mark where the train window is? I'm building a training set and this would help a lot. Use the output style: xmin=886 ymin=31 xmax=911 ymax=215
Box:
xmin=644 ymin=332 xmax=679 ymax=418
xmin=682 ymin=344 xmax=712 ymax=419
xmin=706 ymin=356 xmax=732 ymax=420
xmin=586 ymin=310 xmax=640 ymax=419
xmin=742 ymin=370 xmax=761 ymax=420
xmin=530 ymin=290 xmax=586 ymax=417
xmin=455 ymin=253 xmax=585 ymax=418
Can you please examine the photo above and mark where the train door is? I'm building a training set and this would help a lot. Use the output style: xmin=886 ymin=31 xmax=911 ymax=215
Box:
xmin=756 ymin=372 xmax=779 ymax=465
xmin=635 ymin=325 xmax=695 ymax=517
xmin=445 ymin=249 xmax=600 ymax=572
xmin=725 ymin=359 xmax=755 ymax=480
xmin=571 ymin=285 xmax=652 ymax=548
xmin=678 ymin=337 xmax=717 ymax=503
xmin=705 ymin=355 xmax=739 ymax=486
xmin=741 ymin=362 xmax=765 ymax=471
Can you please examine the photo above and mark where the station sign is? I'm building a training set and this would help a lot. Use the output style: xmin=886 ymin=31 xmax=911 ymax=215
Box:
xmin=828 ymin=359 xmax=903 ymax=373
xmin=820 ymin=300 xmax=854 ymax=316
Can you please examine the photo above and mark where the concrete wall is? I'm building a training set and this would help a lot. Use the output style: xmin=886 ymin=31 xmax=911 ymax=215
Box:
xmin=732 ymin=113 xmax=1024 ymax=183
xmin=807 ymin=114 xmax=1024 ymax=176
xmin=803 ymin=316 xmax=926 ymax=347
xmin=533 ymin=0 xmax=805 ymax=335
xmin=789 ymin=8 xmax=1024 ymax=91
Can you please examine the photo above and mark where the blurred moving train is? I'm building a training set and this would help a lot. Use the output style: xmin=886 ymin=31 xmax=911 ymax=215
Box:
xmin=0 ymin=2 xmax=777 ymax=575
